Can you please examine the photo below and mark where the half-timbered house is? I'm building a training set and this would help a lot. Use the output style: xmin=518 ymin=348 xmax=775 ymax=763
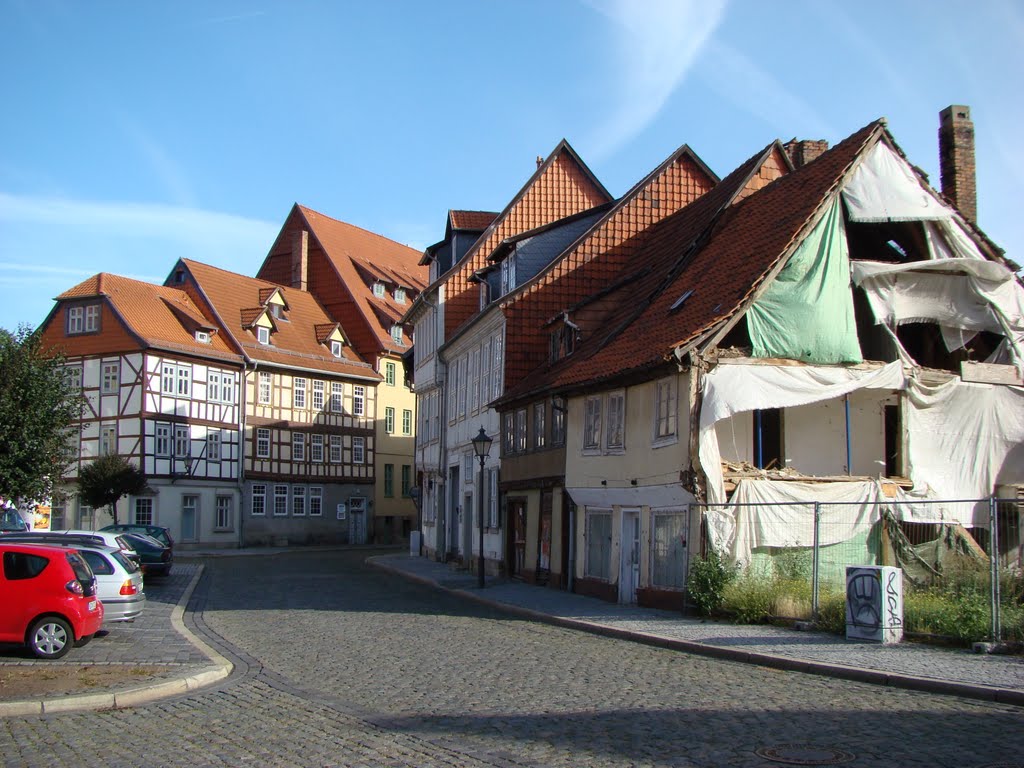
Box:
xmin=256 ymin=206 xmax=427 ymax=543
xmin=174 ymin=259 xmax=381 ymax=546
xmin=38 ymin=273 xmax=245 ymax=546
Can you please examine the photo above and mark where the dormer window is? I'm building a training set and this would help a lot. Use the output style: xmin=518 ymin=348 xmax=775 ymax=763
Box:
xmin=373 ymin=282 xmax=386 ymax=299
xmin=550 ymin=321 xmax=577 ymax=361
xmin=195 ymin=330 xmax=211 ymax=344
xmin=269 ymin=304 xmax=284 ymax=320
xmin=394 ymin=287 xmax=406 ymax=304
xmin=257 ymin=326 xmax=271 ymax=345
xmin=67 ymin=303 xmax=101 ymax=335
xmin=390 ymin=324 xmax=404 ymax=345
xmin=330 ymin=340 xmax=343 ymax=358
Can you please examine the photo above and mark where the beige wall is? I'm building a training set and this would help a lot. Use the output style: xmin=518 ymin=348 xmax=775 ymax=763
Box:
xmin=375 ymin=354 xmax=417 ymax=522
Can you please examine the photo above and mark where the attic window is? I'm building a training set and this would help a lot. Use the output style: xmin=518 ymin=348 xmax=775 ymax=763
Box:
xmin=330 ymin=340 xmax=343 ymax=358
xmin=373 ymin=282 xmax=386 ymax=299
xmin=550 ymin=323 xmax=577 ymax=362
xmin=257 ymin=326 xmax=271 ymax=345
xmin=173 ymin=269 xmax=185 ymax=284
xmin=394 ymin=287 xmax=406 ymax=304
xmin=390 ymin=325 xmax=404 ymax=346
xmin=195 ymin=330 xmax=211 ymax=344
xmin=670 ymin=290 xmax=694 ymax=312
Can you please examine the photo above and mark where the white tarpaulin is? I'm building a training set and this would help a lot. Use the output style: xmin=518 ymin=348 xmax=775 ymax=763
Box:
xmin=905 ymin=377 xmax=1024 ymax=527
xmin=698 ymin=361 xmax=907 ymax=506
xmin=852 ymin=259 xmax=1024 ymax=367
xmin=705 ymin=479 xmax=885 ymax=566
xmin=924 ymin=219 xmax=985 ymax=261
xmin=842 ymin=142 xmax=952 ymax=222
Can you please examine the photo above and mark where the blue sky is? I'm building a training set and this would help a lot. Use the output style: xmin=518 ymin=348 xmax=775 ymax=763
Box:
xmin=2 ymin=1 xmax=1022 ymax=331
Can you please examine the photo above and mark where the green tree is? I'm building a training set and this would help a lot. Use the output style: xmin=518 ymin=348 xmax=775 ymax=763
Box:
xmin=77 ymin=454 xmax=148 ymax=525
xmin=0 ymin=325 xmax=82 ymax=506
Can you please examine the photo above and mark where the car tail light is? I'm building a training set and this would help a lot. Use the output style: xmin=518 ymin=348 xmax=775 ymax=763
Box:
xmin=162 ymin=550 xmax=170 ymax=562
xmin=119 ymin=579 xmax=138 ymax=596
xmin=65 ymin=579 xmax=84 ymax=596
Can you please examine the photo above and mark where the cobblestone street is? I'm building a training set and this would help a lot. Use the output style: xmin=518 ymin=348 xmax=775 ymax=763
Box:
xmin=2 ymin=549 xmax=1023 ymax=767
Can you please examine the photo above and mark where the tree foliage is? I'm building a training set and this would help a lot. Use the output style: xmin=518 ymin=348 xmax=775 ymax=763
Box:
xmin=0 ymin=326 xmax=82 ymax=505
xmin=77 ymin=454 xmax=148 ymax=525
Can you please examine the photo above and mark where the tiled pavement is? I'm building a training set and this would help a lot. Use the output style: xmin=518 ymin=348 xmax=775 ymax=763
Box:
xmin=368 ymin=553 xmax=1024 ymax=706
xmin=2 ymin=548 xmax=1021 ymax=716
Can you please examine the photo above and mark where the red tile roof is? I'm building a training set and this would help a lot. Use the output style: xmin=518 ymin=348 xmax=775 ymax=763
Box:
xmin=427 ymin=140 xmax=614 ymax=340
xmin=499 ymin=143 xmax=721 ymax=388
xmin=46 ymin=273 xmax=241 ymax=363
xmin=499 ymin=122 xmax=883 ymax=403
xmin=449 ymin=210 xmax=498 ymax=231
xmin=257 ymin=205 xmax=427 ymax=359
xmin=181 ymin=259 xmax=378 ymax=379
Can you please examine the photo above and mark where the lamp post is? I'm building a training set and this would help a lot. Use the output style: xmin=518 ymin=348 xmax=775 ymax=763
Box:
xmin=471 ymin=426 xmax=493 ymax=588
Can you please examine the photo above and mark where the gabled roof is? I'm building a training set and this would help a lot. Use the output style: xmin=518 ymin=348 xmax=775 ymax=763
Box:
xmin=49 ymin=273 xmax=241 ymax=362
xmin=257 ymin=204 xmax=427 ymax=359
xmin=178 ymin=259 xmax=377 ymax=379
xmin=495 ymin=142 xmax=725 ymax=390
xmin=450 ymin=210 xmax=498 ymax=231
xmin=497 ymin=125 xmax=884 ymax=404
xmin=408 ymin=139 xmax=614 ymax=337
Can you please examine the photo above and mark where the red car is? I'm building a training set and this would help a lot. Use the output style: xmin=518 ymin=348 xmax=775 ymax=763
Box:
xmin=0 ymin=542 xmax=105 ymax=659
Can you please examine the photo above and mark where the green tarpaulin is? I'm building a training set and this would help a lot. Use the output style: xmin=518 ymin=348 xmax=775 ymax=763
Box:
xmin=748 ymin=197 xmax=863 ymax=364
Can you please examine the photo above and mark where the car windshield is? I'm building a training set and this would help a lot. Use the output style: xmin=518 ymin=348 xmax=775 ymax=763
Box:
xmin=125 ymin=533 xmax=164 ymax=550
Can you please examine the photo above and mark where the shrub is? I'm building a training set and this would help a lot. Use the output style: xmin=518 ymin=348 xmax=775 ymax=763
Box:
xmin=722 ymin=572 xmax=776 ymax=623
xmin=903 ymin=586 xmax=990 ymax=643
xmin=687 ymin=551 xmax=734 ymax=616
xmin=815 ymin=589 xmax=847 ymax=635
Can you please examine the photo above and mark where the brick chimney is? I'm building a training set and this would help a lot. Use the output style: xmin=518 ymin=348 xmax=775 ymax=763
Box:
xmin=784 ymin=139 xmax=829 ymax=168
xmin=939 ymin=105 xmax=976 ymax=223
xmin=291 ymin=229 xmax=308 ymax=291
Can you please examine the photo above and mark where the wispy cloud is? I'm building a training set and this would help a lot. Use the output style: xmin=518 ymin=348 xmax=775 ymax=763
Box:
xmin=584 ymin=0 xmax=728 ymax=160
xmin=116 ymin=117 xmax=197 ymax=207
xmin=0 ymin=193 xmax=277 ymax=245
xmin=194 ymin=10 xmax=267 ymax=27
xmin=698 ymin=40 xmax=834 ymax=139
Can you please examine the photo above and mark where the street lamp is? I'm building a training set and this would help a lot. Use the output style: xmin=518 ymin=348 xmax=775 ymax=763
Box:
xmin=471 ymin=426 xmax=493 ymax=588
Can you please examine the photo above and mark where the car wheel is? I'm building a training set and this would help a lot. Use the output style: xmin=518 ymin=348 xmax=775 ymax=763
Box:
xmin=74 ymin=633 xmax=94 ymax=648
xmin=27 ymin=617 xmax=73 ymax=659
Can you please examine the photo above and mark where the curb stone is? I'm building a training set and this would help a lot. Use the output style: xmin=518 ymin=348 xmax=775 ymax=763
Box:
xmin=0 ymin=564 xmax=233 ymax=717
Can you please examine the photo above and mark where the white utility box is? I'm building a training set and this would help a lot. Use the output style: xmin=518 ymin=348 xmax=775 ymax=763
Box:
xmin=845 ymin=565 xmax=903 ymax=643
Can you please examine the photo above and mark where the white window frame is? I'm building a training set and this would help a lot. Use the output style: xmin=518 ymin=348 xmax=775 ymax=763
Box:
xmin=352 ymin=436 xmax=365 ymax=464
xmin=330 ymin=340 xmax=343 ymax=358
xmin=65 ymin=365 xmax=83 ymax=390
xmin=606 ymin=391 xmax=625 ymax=451
xmin=385 ymin=362 xmax=396 ymax=386
xmin=310 ymin=434 xmax=324 ymax=462
xmin=312 ymin=380 xmax=325 ymax=411
xmin=67 ymin=306 xmax=84 ymax=334
xmin=85 ymin=304 xmax=100 ymax=332
xmin=515 ymin=408 xmax=527 ymax=453
xmin=257 ymin=326 xmax=271 ymax=345
xmin=155 ymin=423 xmax=171 ymax=457
xmin=352 ymin=385 xmax=365 ymax=417
xmin=309 ymin=487 xmax=323 ymax=517
xmin=480 ymin=340 xmax=491 ymax=405
xmin=373 ymin=281 xmax=386 ymax=298
xmin=251 ymin=484 xmax=266 ymax=516
xmin=176 ymin=365 xmax=191 ymax=398
xmin=491 ymin=332 xmax=503 ymax=399
xmin=208 ymin=372 xmax=222 ymax=403
xmin=207 ymin=430 xmax=222 ymax=462
xmin=654 ymin=376 xmax=678 ymax=443
xmin=256 ymin=428 xmax=271 ymax=459
xmin=173 ymin=424 xmax=190 ymax=459
xmin=292 ymin=432 xmax=306 ymax=461
xmin=293 ymin=377 xmax=307 ymax=409
xmin=273 ymin=485 xmax=289 ymax=516
xmin=470 ymin=348 xmax=480 ymax=413
xmin=402 ymin=409 xmax=412 ymax=436
xmin=292 ymin=486 xmax=306 ymax=517
xmin=584 ymin=396 xmax=602 ymax=451
xmin=102 ymin=362 xmax=119 ymax=394
xmin=100 ymin=425 xmax=117 ymax=456
xmin=134 ymin=498 xmax=153 ymax=526
xmin=215 ymin=496 xmax=233 ymax=530
xmin=533 ymin=402 xmax=546 ymax=449
xmin=390 ymin=325 xmax=404 ymax=345
xmin=394 ymin=287 xmax=406 ymax=304
xmin=330 ymin=382 xmax=344 ymax=413
xmin=385 ymin=407 xmax=395 ymax=434
xmin=258 ymin=372 xmax=272 ymax=405
xmin=329 ymin=434 xmax=342 ymax=463
xmin=552 ymin=396 xmax=566 ymax=446
xmin=161 ymin=363 xmax=176 ymax=395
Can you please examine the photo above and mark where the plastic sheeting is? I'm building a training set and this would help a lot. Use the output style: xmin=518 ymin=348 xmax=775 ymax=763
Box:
xmin=852 ymin=259 xmax=1024 ymax=367
xmin=842 ymin=142 xmax=951 ymax=222
xmin=747 ymin=198 xmax=863 ymax=364
xmin=705 ymin=479 xmax=885 ymax=567
xmin=905 ymin=377 xmax=1024 ymax=526
xmin=698 ymin=361 xmax=907 ymax=506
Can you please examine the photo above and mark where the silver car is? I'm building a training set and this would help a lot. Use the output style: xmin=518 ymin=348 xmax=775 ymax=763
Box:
xmin=2 ymin=536 xmax=146 ymax=623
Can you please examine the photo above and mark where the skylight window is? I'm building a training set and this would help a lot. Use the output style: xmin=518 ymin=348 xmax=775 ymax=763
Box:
xmin=670 ymin=290 xmax=694 ymax=312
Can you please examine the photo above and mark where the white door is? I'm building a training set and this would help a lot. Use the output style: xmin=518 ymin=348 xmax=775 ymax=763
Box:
xmin=619 ymin=509 xmax=641 ymax=604
xmin=349 ymin=498 xmax=367 ymax=544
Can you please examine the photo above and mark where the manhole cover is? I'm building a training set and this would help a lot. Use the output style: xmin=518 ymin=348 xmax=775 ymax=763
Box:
xmin=755 ymin=744 xmax=855 ymax=765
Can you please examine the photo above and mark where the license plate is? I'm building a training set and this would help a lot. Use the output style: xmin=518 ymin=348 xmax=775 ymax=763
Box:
xmin=88 ymin=600 xmax=97 ymax=611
